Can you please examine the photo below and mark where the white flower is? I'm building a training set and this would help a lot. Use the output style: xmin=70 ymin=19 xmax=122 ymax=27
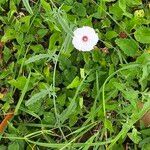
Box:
xmin=72 ymin=26 xmax=99 ymax=51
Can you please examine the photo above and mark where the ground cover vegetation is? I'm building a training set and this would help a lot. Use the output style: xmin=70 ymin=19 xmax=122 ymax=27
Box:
xmin=0 ymin=0 xmax=150 ymax=149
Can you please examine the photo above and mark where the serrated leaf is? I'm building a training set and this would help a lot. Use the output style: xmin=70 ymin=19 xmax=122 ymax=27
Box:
xmin=134 ymin=26 xmax=150 ymax=44
xmin=115 ymin=39 xmax=138 ymax=56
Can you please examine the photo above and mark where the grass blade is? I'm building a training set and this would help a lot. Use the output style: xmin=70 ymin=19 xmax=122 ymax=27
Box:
xmin=22 ymin=0 xmax=33 ymax=15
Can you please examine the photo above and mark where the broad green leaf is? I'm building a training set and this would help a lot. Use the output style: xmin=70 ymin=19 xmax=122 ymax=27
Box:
xmin=115 ymin=38 xmax=138 ymax=56
xmin=134 ymin=26 xmax=150 ymax=44
xmin=25 ymin=89 xmax=49 ymax=106
xmin=136 ymin=52 xmax=150 ymax=64
xmin=69 ymin=114 xmax=78 ymax=126
xmin=14 ymin=73 xmax=31 ymax=115
xmin=118 ymin=0 xmax=132 ymax=18
xmin=19 ymin=16 xmax=31 ymax=32
xmin=141 ymin=143 xmax=150 ymax=150
xmin=22 ymin=0 xmax=33 ymax=15
xmin=60 ymin=98 xmax=77 ymax=124
xmin=57 ymin=94 xmax=66 ymax=107
xmin=109 ymin=2 xmax=123 ymax=19
xmin=30 ymin=44 xmax=45 ymax=53
xmin=19 ymin=107 xmax=41 ymax=120
xmin=72 ymin=2 xmax=86 ymax=17
xmin=105 ymin=31 xmax=118 ymax=40
xmin=43 ymin=112 xmax=55 ymax=124
xmin=119 ymin=0 xmax=126 ymax=12
xmin=122 ymin=89 xmax=139 ymax=108
xmin=25 ymin=54 xmax=52 ymax=64
xmin=27 ymin=100 xmax=42 ymax=113
xmin=61 ymin=5 xmax=72 ymax=12
xmin=0 ymin=145 xmax=7 ymax=150
xmin=8 ymin=142 xmax=19 ymax=150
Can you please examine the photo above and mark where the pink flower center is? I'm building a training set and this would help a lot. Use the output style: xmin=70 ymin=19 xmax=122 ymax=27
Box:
xmin=82 ymin=36 xmax=88 ymax=42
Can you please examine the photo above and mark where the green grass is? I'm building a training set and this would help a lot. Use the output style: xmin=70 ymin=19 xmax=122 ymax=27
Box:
xmin=0 ymin=0 xmax=150 ymax=149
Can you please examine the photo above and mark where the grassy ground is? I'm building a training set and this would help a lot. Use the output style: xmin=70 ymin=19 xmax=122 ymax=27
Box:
xmin=0 ymin=0 xmax=150 ymax=149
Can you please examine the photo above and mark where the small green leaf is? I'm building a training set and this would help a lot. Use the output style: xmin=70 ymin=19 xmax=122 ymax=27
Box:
xmin=8 ymin=76 xmax=27 ymax=90
xmin=115 ymin=39 xmax=138 ymax=56
xmin=37 ymin=28 xmax=48 ymax=38
xmin=105 ymin=119 xmax=114 ymax=132
xmin=128 ymin=128 xmax=142 ymax=144
xmin=1 ymin=28 xmax=16 ymax=42
xmin=80 ymin=68 xmax=85 ymax=79
xmin=79 ymin=97 xmax=83 ymax=109
xmin=41 ymin=0 xmax=51 ymax=12
xmin=105 ymin=31 xmax=118 ymax=40
xmin=134 ymin=26 xmax=150 ymax=44
xmin=67 ymin=76 xmax=80 ymax=89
